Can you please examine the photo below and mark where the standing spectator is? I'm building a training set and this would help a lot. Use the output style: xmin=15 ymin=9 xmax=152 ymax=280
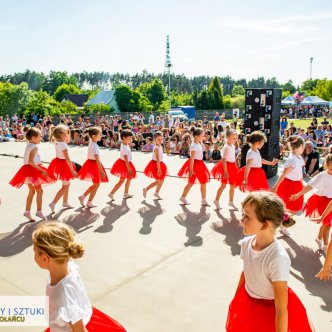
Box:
xmin=149 ymin=113 xmax=155 ymax=125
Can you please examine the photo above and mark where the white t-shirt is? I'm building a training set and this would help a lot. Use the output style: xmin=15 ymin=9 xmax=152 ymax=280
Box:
xmin=308 ymin=171 xmax=332 ymax=198
xmin=46 ymin=262 xmax=92 ymax=332
xmin=190 ymin=143 xmax=203 ymax=160
xmin=120 ymin=143 xmax=132 ymax=162
xmin=149 ymin=114 xmax=154 ymax=124
xmin=246 ymin=149 xmax=262 ymax=168
xmin=169 ymin=117 xmax=174 ymax=128
xmin=23 ymin=143 xmax=41 ymax=165
xmin=241 ymin=236 xmax=290 ymax=300
xmin=152 ymin=145 xmax=163 ymax=161
xmin=87 ymin=142 xmax=99 ymax=160
xmin=222 ymin=144 xmax=235 ymax=163
xmin=284 ymin=154 xmax=304 ymax=181
xmin=55 ymin=142 xmax=68 ymax=160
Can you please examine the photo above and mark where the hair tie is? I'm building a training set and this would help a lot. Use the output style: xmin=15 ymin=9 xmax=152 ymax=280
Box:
xmin=283 ymin=213 xmax=289 ymax=221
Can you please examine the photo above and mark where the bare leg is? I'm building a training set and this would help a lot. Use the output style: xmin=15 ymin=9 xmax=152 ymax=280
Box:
xmin=181 ymin=183 xmax=193 ymax=198
xmin=146 ymin=180 xmax=158 ymax=191
xmin=36 ymin=186 xmax=43 ymax=211
xmin=200 ymin=184 xmax=206 ymax=200
xmin=229 ymin=185 xmax=235 ymax=202
xmin=84 ymin=185 xmax=93 ymax=197
xmin=124 ymin=179 xmax=131 ymax=194
xmin=63 ymin=184 xmax=69 ymax=203
xmin=26 ymin=184 xmax=35 ymax=211
xmin=215 ymin=183 xmax=227 ymax=201
xmin=88 ymin=183 xmax=100 ymax=202
xmin=318 ymin=225 xmax=324 ymax=241
xmin=155 ymin=180 xmax=164 ymax=193
xmin=323 ymin=225 xmax=331 ymax=245
xmin=111 ymin=178 xmax=125 ymax=194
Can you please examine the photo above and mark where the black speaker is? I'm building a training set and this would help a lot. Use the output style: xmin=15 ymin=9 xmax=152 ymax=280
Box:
xmin=244 ymin=88 xmax=281 ymax=178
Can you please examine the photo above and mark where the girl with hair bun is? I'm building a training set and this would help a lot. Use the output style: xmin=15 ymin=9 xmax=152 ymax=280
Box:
xmin=48 ymin=125 xmax=77 ymax=213
xmin=236 ymin=131 xmax=278 ymax=192
xmin=226 ymin=192 xmax=314 ymax=332
xmin=77 ymin=127 xmax=108 ymax=208
xmin=33 ymin=222 xmax=126 ymax=332
xmin=291 ymin=154 xmax=332 ymax=253
xmin=272 ymin=136 xmax=305 ymax=236
xmin=177 ymin=127 xmax=210 ymax=206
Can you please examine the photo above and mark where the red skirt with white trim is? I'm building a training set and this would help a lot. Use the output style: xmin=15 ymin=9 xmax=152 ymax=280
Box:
xmin=110 ymin=159 xmax=137 ymax=179
xmin=78 ymin=160 xmax=109 ymax=183
xmin=211 ymin=161 xmax=239 ymax=185
xmin=236 ymin=167 xmax=269 ymax=192
xmin=304 ymin=194 xmax=332 ymax=226
xmin=226 ymin=285 xmax=314 ymax=332
xmin=48 ymin=158 xmax=77 ymax=181
xmin=9 ymin=164 xmax=54 ymax=188
xmin=276 ymin=178 xmax=304 ymax=212
xmin=144 ymin=160 xmax=168 ymax=180
xmin=45 ymin=306 xmax=126 ymax=332
xmin=177 ymin=159 xmax=210 ymax=184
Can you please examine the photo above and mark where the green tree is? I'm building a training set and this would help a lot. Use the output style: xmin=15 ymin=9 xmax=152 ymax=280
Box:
xmin=51 ymin=101 xmax=78 ymax=116
xmin=281 ymin=80 xmax=296 ymax=94
xmin=313 ymin=79 xmax=332 ymax=100
xmin=138 ymin=78 xmax=168 ymax=110
xmin=24 ymin=90 xmax=54 ymax=118
xmin=0 ymin=82 xmax=32 ymax=116
xmin=232 ymin=85 xmax=245 ymax=96
xmin=53 ymin=84 xmax=81 ymax=102
xmin=115 ymin=85 xmax=135 ymax=112
xmin=300 ymin=79 xmax=319 ymax=95
xmin=207 ymin=77 xmax=224 ymax=109
xmin=43 ymin=71 xmax=78 ymax=95
xmin=84 ymin=103 xmax=111 ymax=114
xmin=223 ymin=95 xmax=232 ymax=109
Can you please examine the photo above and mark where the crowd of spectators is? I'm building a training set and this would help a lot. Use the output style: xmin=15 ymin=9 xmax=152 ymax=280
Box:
xmin=1 ymin=109 xmax=331 ymax=170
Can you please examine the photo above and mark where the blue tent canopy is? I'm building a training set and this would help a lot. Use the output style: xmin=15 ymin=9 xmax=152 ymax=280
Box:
xmin=281 ymin=96 xmax=295 ymax=105
xmin=300 ymin=96 xmax=329 ymax=105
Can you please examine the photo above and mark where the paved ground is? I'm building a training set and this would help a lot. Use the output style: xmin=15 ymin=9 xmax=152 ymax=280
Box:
xmin=0 ymin=142 xmax=331 ymax=331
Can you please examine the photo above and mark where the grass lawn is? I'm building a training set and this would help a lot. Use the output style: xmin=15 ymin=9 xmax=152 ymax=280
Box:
xmin=288 ymin=118 xmax=324 ymax=129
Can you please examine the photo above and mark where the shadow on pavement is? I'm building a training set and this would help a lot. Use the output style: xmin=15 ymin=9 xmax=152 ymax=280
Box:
xmin=62 ymin=208 xmax=100 ymax=233
xmin=283 ymin=237 xmax=332 ymax=312
xmin=175 ymin=205 xmax=210 ymax=247
xmin=211 ymin=209 xmax=243 ymax=256
xmin=0 ymin=221 xmax=39 ymax=257
xmin=94 ymin=200 xmax=129 ymax=233
xmin=138 ymin=199 xmax=165 ymax=235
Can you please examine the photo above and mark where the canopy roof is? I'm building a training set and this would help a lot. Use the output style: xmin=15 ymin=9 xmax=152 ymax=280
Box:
xmin=281 ymin=96 xmax=295 ymax=105
xmin=300 ymin=96 xmax=329 ymax=105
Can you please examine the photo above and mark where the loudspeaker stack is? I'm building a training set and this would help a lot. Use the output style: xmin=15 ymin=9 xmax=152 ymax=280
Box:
xmin=244 ymin=88 xmax=282 ymax=178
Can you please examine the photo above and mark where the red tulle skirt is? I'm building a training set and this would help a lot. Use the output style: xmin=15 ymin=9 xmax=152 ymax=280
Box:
xmin=110 ymin=159 xmax=137 ymax=179
xmin=276 ymin=178 xmax=304 ymax=212
xmin=45 ymin=307 xmax=126 ymax=332
xmin=144 ymin=160 xmax=168 ymax=180
xmin=177 ymin=159 xmax=210 ymax=184
xmin=48 ymin=158 xmax=77 ymax=181
xmin=78 ymin=160 xmax=109 ymax=183
xmin=236 ymin=167 xmax=269 ymax=192
xmin=226 ymin=285 xmax=314 ymax=332
xmin=211 ymin=161 xmax=239 ymax=185
xmin=9 ymin=164 xmax=54 ymax=188
xmin=304 ymin=195 xmax=332 ymax=226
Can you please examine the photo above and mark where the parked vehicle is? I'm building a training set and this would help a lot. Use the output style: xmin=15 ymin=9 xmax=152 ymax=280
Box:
xmin=168 ymin=109 xmax=188 ymax=122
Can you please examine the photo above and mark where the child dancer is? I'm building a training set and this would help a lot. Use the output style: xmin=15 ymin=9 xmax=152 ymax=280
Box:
xmin=272 ymin=136 xmax=305 ymax=236
xmin=177 ymin=128 xmax=210 ymax=206
xmin=237 ymin=131 xmax=278 ymax=192
xmin=9 ymin=127 xmax=53 ymax=221
xmin=226 ymin=192 xmax=314 ymax=332
xmin=291 ymin=154 xmax=332 ymax=253
xmin=143 ymin=131 xmax=168 ymax=199
xmin=109 ymin=130 xmax=136 ymax=200
xmin=78 ymin=127 xmax=108 ymax=208
xmin=48 ymin=125 xmax=77 ymax=213
xmin=211 ymin=129 xmax=239 ymax=210
xmin=33 ymin=222 xmax=126 ymax=332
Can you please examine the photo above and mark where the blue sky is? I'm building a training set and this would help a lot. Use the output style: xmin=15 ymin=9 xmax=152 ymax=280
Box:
xmin=1 ymin=0 xmax=331 ymax=85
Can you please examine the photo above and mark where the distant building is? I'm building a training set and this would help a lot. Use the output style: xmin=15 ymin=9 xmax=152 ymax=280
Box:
xmin=86 ymin=90 xmax=120 ymax=112
xmin=61 ymin=94 xmax=89 ymax=110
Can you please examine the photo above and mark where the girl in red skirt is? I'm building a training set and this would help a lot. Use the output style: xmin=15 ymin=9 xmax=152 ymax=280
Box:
xmin=143 ymin=131 xmax=167 ymax=199
xmin=48 ymin=125 xmax=77 ymax=213
xmin=226 ymin=192 xmax=314 ymax=332
xmin=78 ymin=127 xmax=108 ymax=208
xmin=9 ymin=127 xmax=53 ymax=221
xmin=109 ymin=130 xmax=136 ymax=201
xmin=291 ymin=154 xmax=332 ymax=253
xmin=272 ymin=136 xmax=305 ymax=237
xmin=211 ymin=129 xmax=239 ymax=210
xmin=178 ymin=128 xmax=210 ymax=206
xmin=237 ymin=131 xmax=278 ymax=192
xmin=33 ymin=222 xmax=126 ymax=332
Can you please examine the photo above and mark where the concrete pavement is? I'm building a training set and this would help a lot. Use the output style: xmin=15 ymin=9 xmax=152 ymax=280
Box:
xmin=0 ymin=142 xmax=331 ymax=331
